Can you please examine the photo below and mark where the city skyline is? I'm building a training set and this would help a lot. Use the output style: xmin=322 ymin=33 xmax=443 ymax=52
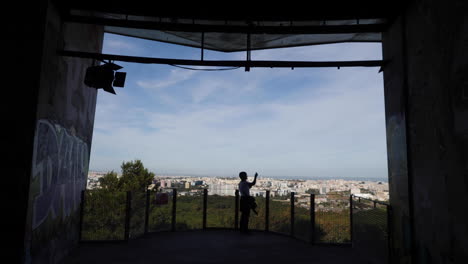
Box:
xmin=87 ymin=172 xmax=389 ymax=202
xmin=88 ymin=169 xmax=388 ymax=182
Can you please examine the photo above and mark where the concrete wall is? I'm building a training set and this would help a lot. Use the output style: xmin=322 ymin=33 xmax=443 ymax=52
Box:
xmin=383 ymin=0 xmax=468 ymax=263
xmin=23 ymin=2 xmax=103 ymax=263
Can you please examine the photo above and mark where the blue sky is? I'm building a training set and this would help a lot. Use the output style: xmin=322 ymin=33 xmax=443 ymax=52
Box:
xmin=89 ymin=33 xmax=388 ymax=179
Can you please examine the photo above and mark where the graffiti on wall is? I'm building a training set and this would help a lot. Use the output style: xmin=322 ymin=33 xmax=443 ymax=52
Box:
xmin=31 ymin=119 xmax=89 ymax=230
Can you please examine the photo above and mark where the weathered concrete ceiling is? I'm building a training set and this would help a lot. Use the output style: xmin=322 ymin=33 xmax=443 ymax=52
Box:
xmin=54 ymin=1 xmax=404 ymax=52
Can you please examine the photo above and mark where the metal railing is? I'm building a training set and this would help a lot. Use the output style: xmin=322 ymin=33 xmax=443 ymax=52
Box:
xmin=313 ymin=194 xmax=351 ymax=244
xmin=79 ymin=189 xmax=390 ymax=255
xmin=351 ymin=195 xmax=392 ymax=264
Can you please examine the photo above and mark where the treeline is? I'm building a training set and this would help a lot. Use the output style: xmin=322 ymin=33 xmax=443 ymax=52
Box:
xmin=81 ymin=160 xmax=153 ymax=240
xmin=82 ymin=160 xmax=351 ymax=243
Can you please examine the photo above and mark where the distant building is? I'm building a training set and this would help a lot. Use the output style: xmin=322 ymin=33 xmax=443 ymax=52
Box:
xmin=210 ymin=183 xmax=236 ymax=196
xmin=194 ymin=180 xmax=204 ymax=186
xmin=320 ymin=187 xmax=329 ymax=194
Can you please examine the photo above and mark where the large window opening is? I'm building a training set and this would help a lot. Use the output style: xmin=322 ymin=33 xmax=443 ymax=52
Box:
xmin=83 ymin=33 xmax=389 ymax=246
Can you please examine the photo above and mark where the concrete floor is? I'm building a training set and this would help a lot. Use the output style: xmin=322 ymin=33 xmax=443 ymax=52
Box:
xmin=64 ymin=230 xmax=371 ymax=264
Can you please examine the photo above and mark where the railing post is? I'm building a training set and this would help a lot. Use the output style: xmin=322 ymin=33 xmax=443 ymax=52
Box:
xmin=350 ymin=195 xmax=353 ymax=245
xmin=171 ymin=188 xmax=177 ymax=232
xmin=124 ymin=191 xmax=132 ymax=241
xmin=265 ymin=190 xmax=270 ymax=232
xmin=144 ymin=190 xmax=150 ymax=234
xmin=234 ymin=190 xmax=239 ymax=230
xmin=78 ymin=190 xmax=86 ymax=242
xmin=310 ymin=194 xmax=315 ymax=244
xmin=290 ymin=192 xmax=295 ymax=237
xmin=203 ymin=189 xmax=207 ymax=230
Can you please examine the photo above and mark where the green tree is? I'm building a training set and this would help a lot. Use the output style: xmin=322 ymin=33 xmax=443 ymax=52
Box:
xmin=99 ymin=171 xmax=120 ymax=191
xmin=119 ymin=159 xmax=155 ymax=192
xmin=82 ymin=160 xmax=155 ymax=240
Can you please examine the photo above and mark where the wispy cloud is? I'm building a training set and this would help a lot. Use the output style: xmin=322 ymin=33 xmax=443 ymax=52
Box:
xmin=187 ymin=72 xmax=264 ymax=104
xmin=105 ymin=39 xmax=135 ymax=50
xmin=136 ymin=69 xmax=196 ymax=90
xmin=103 ymin=37 xmax=140 ymax=55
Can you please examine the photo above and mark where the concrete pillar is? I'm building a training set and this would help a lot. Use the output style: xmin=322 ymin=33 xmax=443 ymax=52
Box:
xmin=383 ymin=0 xmax=468 ymax=262
xmin=382 ymin=14 xmax=414 ymax=264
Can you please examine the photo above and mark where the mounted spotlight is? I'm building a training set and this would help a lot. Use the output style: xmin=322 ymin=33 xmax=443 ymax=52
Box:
xmin=84 ymin=62 xmax=126 ymax=94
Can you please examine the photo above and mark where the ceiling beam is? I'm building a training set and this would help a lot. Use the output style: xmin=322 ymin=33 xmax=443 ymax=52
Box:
xmin=66 ymin=15 xmax=387 ymax=34
xmin=59 ymin=50 xmax=385 ymax=68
